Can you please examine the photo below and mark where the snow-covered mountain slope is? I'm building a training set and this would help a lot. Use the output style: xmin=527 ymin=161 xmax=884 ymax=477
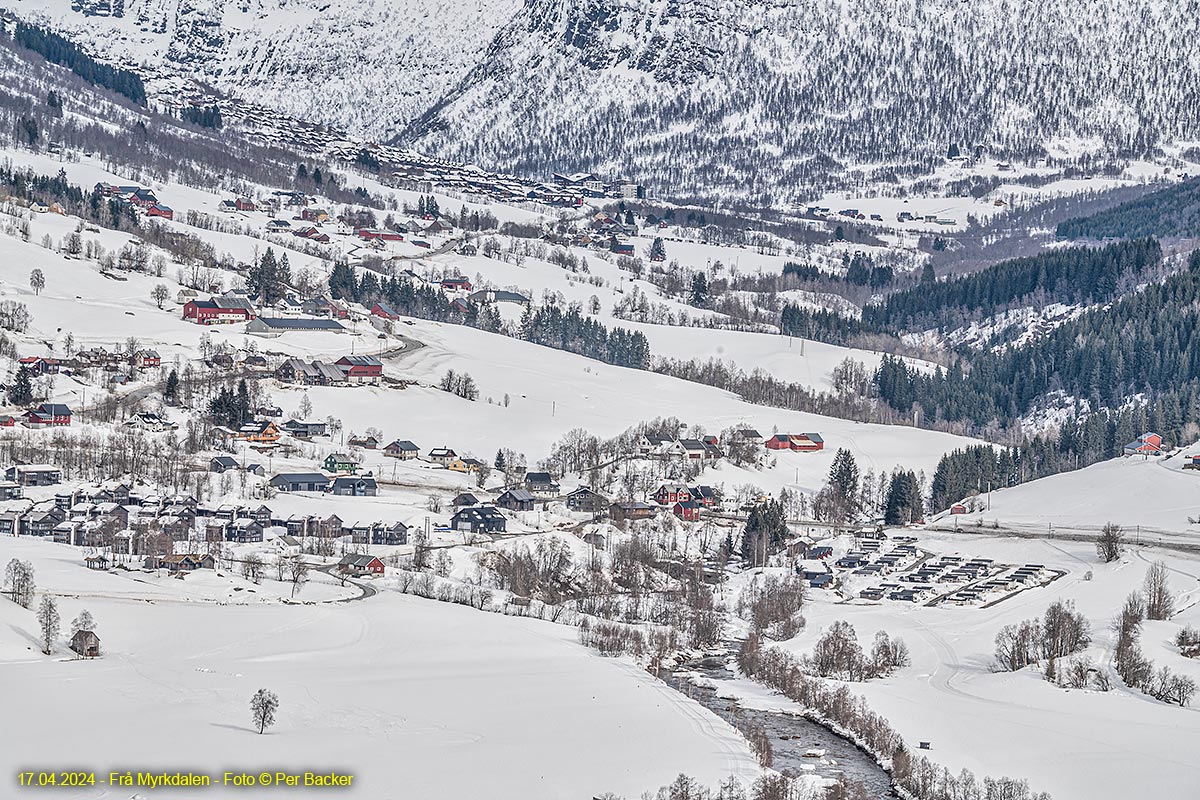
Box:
xmin=5 ymin=0 xmax=522 ymax=136
xmin=401 ymin=0 xmax=1200 ymax=203
xmin=8 ymin=0 xmax=1199 ymax=203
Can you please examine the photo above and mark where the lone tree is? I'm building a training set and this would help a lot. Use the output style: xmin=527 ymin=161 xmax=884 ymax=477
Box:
xmin=8 ymin=364 xmax=33 ymax=406
xmin=164 ymin=369 xmax=179 ymax=404
xmin=287 ymin=556 xmax=309 ymax=598
xmin=1097 ymin=522 xmax=1124 ymax=563
xmin=4 ymin=558 xmax=36 ymax=607
xmin=1144 ymin=560 xmax=1174 ymax=620
xmin=37 ymin=595 xmax=59 ymax=654
xmin=29 ymin=268 xmax=45 ymax=296
xmin=250 ymin=688 xmax=279 ymax=734
xmin=151 ymin=284 xmax=170 ymax=309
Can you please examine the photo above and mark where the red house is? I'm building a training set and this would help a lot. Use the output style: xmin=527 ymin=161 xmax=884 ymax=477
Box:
xmin=765 ymin=434 xmax=792 ymax=451
xmin=339 ymin=554 xmax=385 ymax=576
xmin=183 ymin=299 xmax=256 ymax=325
xmin=440 ymin=277 xmax=472 ymax=291
xmin=24 ymin=403 xmax=71 ymax=427
xmin=335 ymin=355 xmax=383 ymax=383
xmin=672 ymin=501 xmax=701 ymax=522
xmin=18 ymin=356 xmax=60 ymax=376
xmin=0 ymin=415 xmax=16 ymax=427
xmin=654 ymin=483 xmax=691 ymax=505
xmin=949 ymin=503 xmax=967 ymax=515
xmin=371 ymin=302 xmax=400 ymax=321
xmin=235 ymin=198 xmax=257 ymax=212
xmin=147 ymin=204 xmax=174 ymax=220
xmin=1123 ymin=432 xmax=1163 ymax=457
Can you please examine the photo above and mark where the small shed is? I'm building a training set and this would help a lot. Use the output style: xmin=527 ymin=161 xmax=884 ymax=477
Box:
xmin=70 ymin=629 xmax=101 ymax=658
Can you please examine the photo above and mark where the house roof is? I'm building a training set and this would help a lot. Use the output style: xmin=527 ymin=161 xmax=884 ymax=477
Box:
xmin=386 ymin=440 xmax=419 ymax=451
xmin=331 ymin=476 xmax=377 ymax=490
xmin=525 ymin=472 xmax=557 ymax=484
xmin=269 ymin=472 xmax=330 ymax=486
xmin=34 ymin=403 xmax=72 ymax=416
xmin=339 ymin=554 xmax=382 ymax=567
xmin=337 ymin=355 xmax=383 ymax=367
xmin=254 ymin=317 xmax=345 ymax=331
xmin=500 ymin=488 xmax=535 ymax=502
xmin=210 ymin=456 xmax=238 ymax=468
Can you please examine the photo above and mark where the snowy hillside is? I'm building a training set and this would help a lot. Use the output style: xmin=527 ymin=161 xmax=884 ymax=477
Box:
xmin=6 ymin=0 xmax=1200 ymax=202
xmin=5 ymin=0 xmax=521 ymax=136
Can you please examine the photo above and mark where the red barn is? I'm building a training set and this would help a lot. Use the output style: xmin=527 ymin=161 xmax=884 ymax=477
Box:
xmin=183 ymin=299 xmax=256 ymax=325
xmin=335 ymin=355 xmax=383 ymax=384
xmin=371 ymin=302 xmax=400 ymax=320
xmin=147 ymin=204 xmax=174 ymax=220
xmin=789 ymin=433 xmax=824 ymax=451
xmin=672 ymin=501 xmax=701 ymax=522
xmin=1123 ymin=432 xmax=1163 ymax=457
xmin=441 ymin=277 xmax=472 ymax=291
xmin=765 ymin=434 xmax=792 ymax=450
xmin=339 ymin=554 xmax=385 ymax=576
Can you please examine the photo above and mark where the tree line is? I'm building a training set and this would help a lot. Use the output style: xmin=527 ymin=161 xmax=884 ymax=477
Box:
xmin=11 ymin=22 xmax=146 ymax=105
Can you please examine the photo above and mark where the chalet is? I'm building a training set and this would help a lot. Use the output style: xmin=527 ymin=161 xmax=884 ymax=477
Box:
xmin=323 ymin=453 xmax=359 ymax=474
xmin=339 ymin=554 xmax=385 ymax=577
xmin=246 ymin=317 xmax=346 ymax=334
xmin=496 ymin=488 xmax=536 ymax=512
xmin=452 ymin=492 xmax=480 ymax=507
xmin=347 ymin=435 xmax=380 ymax=450
xmin=209 ymin=455 xmax=239 ymax=473
xmin=70 ymin=629 xmax=101 ymax=657
xmin=454 ymin=457 xmax=483 ymax=474
xmin=329 ymin=475 xmax=378 ymax=497
xmin=566 ymin=486 xmax=607 ymax=514
xmin=219 ymin=199 xmax=238 ymax=213
xmin=450 ymin=505 xmax=507 ymax=534
xmin=672 ymin=501 xmax=702 ymax=522
xmin=24 ymin=403 xmax=72 ymax=428
xmin=227 ymin=519 xmax=264 ymax=543
xmin=234 ymin=420 xmax=280 ymax=444
xmin=183 ymin=297 xmax=256 ymax=325
xmin=144 ymin=553 xmax=216 ymax=572
xmin=282 ymin=420 xmax=328 ymax=438
xmin=440 ymin=277 xmax=472 ymax=292
xmin=0 ymin=481 xmax=22 ymax=500
xmin=428 ymin=447 xmax=458 ymax=466
xmin=736 ymin=428 xmax=763 ymax=443
xmin=691 ymin=485 xmax=719 ymax=507
xmin=524 ymin=472 xmax=560 ymax=497
xmin=383 ymin=440 xmax=420 ymax=459
xmin=610 ymin=500 xmax=657 ymax=520
xmin=1123 ymin=432 xmax=1163 ymax=457
xmin=372 ymin=521 xmax=409 ymax=546
xmin=678 ymin=439 xmax=708 ymax=460
xmin=124 ymin=412 xmax=176 ymax=432
xmin=371 ymin=302 xmax=401 ymax=321
xmin=654 ymin=483 xmax=691 ymax=505
xmin=270 ymin=473 xmax=330 ymax=493
xmin=255 ymin=404 xmax=283 ymax=417
xmin=335 ymin=355 xmax=383 ymax=384
xmin=6 ymin=464 xmax=62 ymax=486
xmin=266 ymin=219 xmax=291 ymax=231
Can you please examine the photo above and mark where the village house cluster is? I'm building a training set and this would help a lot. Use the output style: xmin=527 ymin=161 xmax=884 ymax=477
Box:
xmin=94 ymin=182 xmax=175 ymax=220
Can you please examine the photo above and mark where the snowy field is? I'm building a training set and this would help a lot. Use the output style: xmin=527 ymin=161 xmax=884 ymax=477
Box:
xmin=936 ymin=455 xmax=1200 ymax=544
xmin=724 ymin=531 xmax=1200 ymax=800
xmin=0 ymin=537 xmax=758 ymax=799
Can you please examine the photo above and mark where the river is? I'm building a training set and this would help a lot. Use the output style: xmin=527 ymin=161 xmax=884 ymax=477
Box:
xmin=665 ymin=650 xmax=896 ymax=797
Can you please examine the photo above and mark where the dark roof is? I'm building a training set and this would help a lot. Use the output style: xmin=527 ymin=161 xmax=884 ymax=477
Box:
xmin=500 ymin=488 xmax=535 ymax=502
xmin=34 ymin=403 xmax=72 ymax=415
xmin=252 ymin=317 xmax=345 ymax=331
xmin=331 ymin=476 xmax=377 ymax=490
xmin=386 ymin=440 xmax=419 ymax=451
xmin=210 ymin=456 xmax=238 ymax=468
xmin=269 ymin=472 xmax=329 ymax=486
xmin=339 ymin=554 xmax=381 ymax=567
xmin=338 ymin=355 xmax=383 ymax=367
xmin=525 ymin=472 xmax=557 ymax=483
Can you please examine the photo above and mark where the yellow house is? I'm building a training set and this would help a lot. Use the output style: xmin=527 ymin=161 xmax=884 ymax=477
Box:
xmin=234 ymin=420 xmax=281 ymax=444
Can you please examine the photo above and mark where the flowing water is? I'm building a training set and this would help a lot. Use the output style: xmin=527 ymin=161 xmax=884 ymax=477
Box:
xmin=665 ymin=651 xmax=896 ymax=797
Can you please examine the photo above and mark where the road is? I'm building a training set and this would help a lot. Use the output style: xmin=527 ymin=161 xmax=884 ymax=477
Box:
xmin=316 ymin=563 xmax=378 ymax=602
